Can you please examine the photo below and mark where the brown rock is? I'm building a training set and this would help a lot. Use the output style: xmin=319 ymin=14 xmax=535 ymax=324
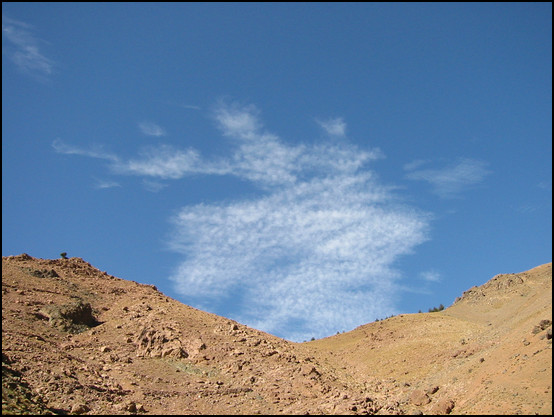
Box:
xmin=135 ymin=325 xmax=188 ymax=359
xmin=410 ymin=389 xmax=430 ymax=406
xmin=426 ymin=385 xmax=439 ymax=395
xmin=430 ymin=398 xmax=455 ymax=415
xmin=70 ymin=403 xmax=89 ymax=414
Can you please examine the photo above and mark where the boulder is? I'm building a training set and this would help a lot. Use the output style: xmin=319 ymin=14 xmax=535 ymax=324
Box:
xmin=38 ymin=300 xmax=99 ymax=333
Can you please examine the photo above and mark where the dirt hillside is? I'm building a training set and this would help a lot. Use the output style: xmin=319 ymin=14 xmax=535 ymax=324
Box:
xmin=2 ymin=254 xmax=551 ymax=414
xmin=308 ymin=263 xmax=552 ymax=415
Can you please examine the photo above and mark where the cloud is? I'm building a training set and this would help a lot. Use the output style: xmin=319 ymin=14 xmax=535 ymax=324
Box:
xmin=54 ymin=103 xmax=381 ymax=190
xmin=53 ymin=139 xmax=224 ymax=180
xmin=165 ymin=102 xmax=429 ymax=341
xmin=403 ymin=159 xmax=429 ymax=172
xmin=52 ymin=139 xmax=119 ymax=162
xmin=2 ymin=14 xmax=54 ymax=78
xmin=317 ymin=117 xmax=346 ymax=137
xmin=214 ymin=101 xmax=262 ymax=139
xmin=112 ymin=144 xmax=231 ymax=179
xmin=118 ymin=102 xmax=380 ymax=189
xmin=51 ymin=101 xmax=430 ymax=341
xmin=419 ymin=270 xmax=441 ymax=283
xmin=142 ymin=179 xmax=168 ymax=193
xmin=116 ymin=145 xmax=203 ymax=179
xmin=168 ymin=174 xmax=428 ymax=341
xmin=93 ymin=178 xmax=121 ymax=189
xmin=138 ymin=122 xmax=166 ymax=137
xmin=404 ymin=158 xmax=490 ymax=198
xmin=211 ymin=102 xmax=380 ymax=188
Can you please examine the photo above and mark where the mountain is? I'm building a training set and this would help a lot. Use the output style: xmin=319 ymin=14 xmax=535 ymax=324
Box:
xmin=2 ymin=254 xmax=551 ymax=415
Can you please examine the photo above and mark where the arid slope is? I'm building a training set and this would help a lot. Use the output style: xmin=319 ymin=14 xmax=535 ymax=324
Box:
xmin=308 ymin=263 xmax=552 ymax=414
xmin=2 ymin=254 xmax=552 ymax=415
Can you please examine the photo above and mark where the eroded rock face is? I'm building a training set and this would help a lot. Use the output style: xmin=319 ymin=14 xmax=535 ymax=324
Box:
xmin=135 ymin=324 xmax=188 ymax=359
xmin=38 ymin=300 xmax=99 ymax=333
xmin=25 ymin=268 xmax=59 ymax=278
xmin=185 ymin=337 xmax=207 ymax=358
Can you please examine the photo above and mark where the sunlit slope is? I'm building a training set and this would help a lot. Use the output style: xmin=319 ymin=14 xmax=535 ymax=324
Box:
xmin=3 ymin=255 xmax=550 ymax=414
xmin=308 ymin=263 xmax=552 ymax=415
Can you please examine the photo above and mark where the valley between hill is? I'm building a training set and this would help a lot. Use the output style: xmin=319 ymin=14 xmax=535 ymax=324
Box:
xmin=2 ymin=255 xmax=551 ymax=414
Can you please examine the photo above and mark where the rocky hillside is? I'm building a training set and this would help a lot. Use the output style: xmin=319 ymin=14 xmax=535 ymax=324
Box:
xmin=309 ymin=263 xmax=552 ymax=415
xmin=2 ymin=254 xmax=551 ymax=415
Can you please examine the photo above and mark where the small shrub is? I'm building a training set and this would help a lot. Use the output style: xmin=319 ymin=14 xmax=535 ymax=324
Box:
xmin=428 ymin=304 xmax=445 ymax=313
xmin=60 ymin=252 xmax=68 ymax=259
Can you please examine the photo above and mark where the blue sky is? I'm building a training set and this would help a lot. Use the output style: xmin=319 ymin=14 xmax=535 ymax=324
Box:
xmin=2 ymin=3 xmax=552 ymax=342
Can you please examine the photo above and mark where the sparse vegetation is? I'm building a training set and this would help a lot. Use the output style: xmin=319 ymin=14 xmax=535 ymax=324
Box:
xmin=60 ymin=252 xmax=68 ymax=259
xmin=428 ymin=304 xmax=445 ymax=313
xmin=375 ymin=314 xmax=396 ymax=322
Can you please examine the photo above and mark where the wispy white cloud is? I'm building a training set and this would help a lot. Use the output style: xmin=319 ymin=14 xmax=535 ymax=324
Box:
xmin=113 ymin=144 xmax=230 ymax=179
xmin=121 ymin=102 xmax=378 ymax=188
xmin=2 ymin=14 xmax=54 ymax=78
xmin=219 ymin=129 xmax=301 ymax=187
xmin=163 ymin=100 xmax=201 ymax=111
xmin=117 ymin=145 xmax=202 ymax=179
xmin=53 ymin=139 xmax=225 ymax=180
xmin=51 ymin=102 xmax=430 ymax=341
xmin=212 ymin=102 xmax=380 ymax=188
xmin=142 ymin=179 xmax=168 ymax=193
xmin=138 ymin=122 xmax=166 ymax=137
xmin=404 ymin=158 xmax=490 ymax=199
xmin=419 ymin=270 xmax=441 ymax=283
xmin=165 ymin=102 xmax=429 ymax=341
xmin=317 ymin=117 xmax=346 ymax=137
xmin=214 ymin=101 xmax=262 ymax=139
xmin=52 ymin=139 xmax=119 ymax=162
xmin=93 ymin=178 xmax=121 ymax=190
xmin=169 ymin=173 xmax=428 ymax=341
xmin=403 ymin=159 xmax=429 ymax=172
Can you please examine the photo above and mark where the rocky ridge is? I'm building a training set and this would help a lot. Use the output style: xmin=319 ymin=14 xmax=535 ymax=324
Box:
xmin=2 ymin=254 xmax=552 ymax=414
